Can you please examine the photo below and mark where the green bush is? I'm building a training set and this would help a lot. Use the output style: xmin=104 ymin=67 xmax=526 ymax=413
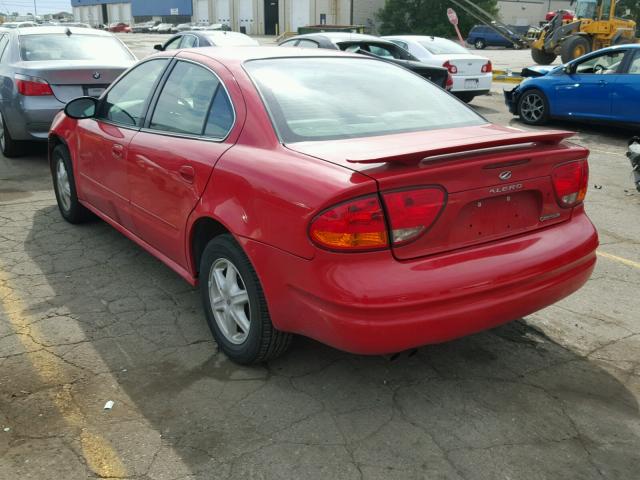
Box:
xmin=377 ymin=0 xmax=499 ymax=37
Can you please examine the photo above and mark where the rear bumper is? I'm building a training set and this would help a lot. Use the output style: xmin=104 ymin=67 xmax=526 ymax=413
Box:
xmin=5 ymin=96 xmax=65 ymax=141
xmin=450 ymin=73 xmax=492 ymax=93
xmin=241 ymin=210 xmax=598 ymax=355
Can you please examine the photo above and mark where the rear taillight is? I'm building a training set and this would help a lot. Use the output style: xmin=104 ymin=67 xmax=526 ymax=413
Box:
xmin=443 ymin=60 xmax=457 ymax=74
xmin=446 ymin=72 xmax=453 ymax=90
xmin=382 ymin=187 xmax=446 ymax=245
xmin=309 ymin=187 xmax=447 ymax=251
xmin=309 ymin=195 xmax=388 ymax=251
xmin=551 ymin=160 xmax=589 ymax=208
xmin=15 ymin=74 xmax=53 ymax=96
xmin=481 ymin=60 xmax=492 ymax=73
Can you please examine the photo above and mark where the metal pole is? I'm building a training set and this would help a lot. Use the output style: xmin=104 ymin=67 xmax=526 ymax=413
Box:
xmin=33 ymin=0 xmax=37 ymax=18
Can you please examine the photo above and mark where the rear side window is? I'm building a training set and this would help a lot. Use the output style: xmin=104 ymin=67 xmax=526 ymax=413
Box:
xmin=297 ymin=39 xmax=319 ymax=48
xmin=150 ymin=61 xmax=234 ymax=138
xmin=19 ymin=34 xmax=134 ymax=62
xmin=100 ymin=59 xmax=169 ymax=127
xmin=181 ymin=35 xmax=198 ymax=48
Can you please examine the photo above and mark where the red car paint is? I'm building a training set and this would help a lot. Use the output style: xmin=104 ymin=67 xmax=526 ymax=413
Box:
xmin=49 ymin=47 xmax=598 ymax=355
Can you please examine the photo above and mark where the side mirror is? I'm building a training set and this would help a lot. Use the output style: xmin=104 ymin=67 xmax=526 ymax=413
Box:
xmin=563 ymin=65 xmax=572 ymax=74
xmin=65 ymin=96 xmax=98 ymax=120
xmin=154 ymin=44 xmax=164 ymax=51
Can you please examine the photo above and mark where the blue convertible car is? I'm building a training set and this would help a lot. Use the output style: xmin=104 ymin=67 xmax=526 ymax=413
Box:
xmin=505 ymin=44 xmax=640 ymax=126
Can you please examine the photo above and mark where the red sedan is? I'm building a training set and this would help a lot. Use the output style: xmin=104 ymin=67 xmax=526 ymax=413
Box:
xmin=49 ymin=47 xmax=598 ymax=364
xmin=108 ymin=22 xmax=130 ymax=33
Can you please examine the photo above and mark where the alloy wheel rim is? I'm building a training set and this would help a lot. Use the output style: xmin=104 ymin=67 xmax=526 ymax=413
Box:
xmin=520 ymin=93 xmax=544 ymax=122
xmin=208 ymin=258 xmax=251 ymax=345
xmin=56 ymin=158 xmax=72 ymax=212
xmin=475 ymin=40 xmax=483 ymax=48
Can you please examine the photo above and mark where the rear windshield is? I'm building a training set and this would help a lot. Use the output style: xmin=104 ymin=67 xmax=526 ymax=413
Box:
xmin=20 ymin=34 xmax=134 ymax=62
xmin=245 ymin=57 xmax=484 ymax=142
xmin=419 ymin=38 xmax=469 ymax=55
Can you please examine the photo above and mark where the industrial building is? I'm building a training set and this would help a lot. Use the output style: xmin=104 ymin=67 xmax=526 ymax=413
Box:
xmin=497 ymin=0 xmax=573 ymax=26
xmin=71 ymin=0 xmax=385 ymax=35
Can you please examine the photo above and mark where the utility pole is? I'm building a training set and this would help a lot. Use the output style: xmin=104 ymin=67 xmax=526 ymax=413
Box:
xmin=33 ymin=0 xmax=37 ymax=18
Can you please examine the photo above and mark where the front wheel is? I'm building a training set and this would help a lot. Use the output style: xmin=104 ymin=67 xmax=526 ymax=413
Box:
xmin=52 ymin=144 xmax=92 ymax=223
xmin=200 ymin=234 xmax=292 ymax=364
xmin=517 ymin=89 xmax=549 ymax=125
xmin=474 ymin=39 xmax=486 ymax=50
xmin=531 ymin=48 xmax=557 ymax=65
xmin=560 ymin=35 xmax=590 ymax=63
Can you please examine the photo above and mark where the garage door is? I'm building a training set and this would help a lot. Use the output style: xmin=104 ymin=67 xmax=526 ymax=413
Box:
xmin=216 ymin=0 xmax=231 ymax=27
xmin=290 ymin=0 xmax=310 ymax=33
xmin=238 ymin=0 xmax=254 ymax=34
xmin=196 ymin=0 xmax=210 ymax=24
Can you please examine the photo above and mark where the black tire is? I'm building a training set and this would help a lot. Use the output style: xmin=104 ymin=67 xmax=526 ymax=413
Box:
xmin=531 ymin=48 xmax=557 ymax=65
xmin=517 ymin=88 xmax=550 ymax=126
xmin=474 ymin=39 xmax=486 ymax=50
xmin=455 ymin=92 xmax=476 ymax=104
xmin=51 ymin=144 xmax=92 ymax=224
xmin=0 ymin=111 xmax=25 ymax=158
xmin=200 ymin=234 xmax=292 ymax=364
xmin=561 ymin=35 xmax=590 ymax=63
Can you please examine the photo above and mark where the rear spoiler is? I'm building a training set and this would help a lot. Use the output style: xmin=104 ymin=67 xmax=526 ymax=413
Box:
xmin=346 ymin=130 xmax=575 ymax=165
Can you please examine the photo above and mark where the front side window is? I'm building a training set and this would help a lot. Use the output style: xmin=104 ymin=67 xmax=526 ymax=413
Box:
xmin=181 ymin=35 xmax=198 ymax=48
xmin=150 ymin=61 xmax=233 ymax=138
xmin=279 ymin=40 xmax=298 ymax=48
xmin=627 ymin=51 xmax=640 ymax=74
xmin=99 ymin=59 xmax=169 ymax=127
xmin=19 ymin=34 xmax=134 ymax=62
xmin=575 ymin=51 xmax=625 ymax=74
xmin=246 ymin=57 xmax=484 ymax=142
xmin=164 ymin=36 xmax=182 ymax=51
xmin=296 ymin=39 xmax=319 ymax=49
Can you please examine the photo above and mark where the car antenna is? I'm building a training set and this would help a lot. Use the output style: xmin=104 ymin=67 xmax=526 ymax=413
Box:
xmin=65 ymin=27 xmax=72 ymax=36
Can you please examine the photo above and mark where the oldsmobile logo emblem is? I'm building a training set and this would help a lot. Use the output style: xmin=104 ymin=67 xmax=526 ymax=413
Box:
xmin=499 ymin=171 xmax=512 ymax=181
xmin=92 ymin=72 xmax=101 ymax=80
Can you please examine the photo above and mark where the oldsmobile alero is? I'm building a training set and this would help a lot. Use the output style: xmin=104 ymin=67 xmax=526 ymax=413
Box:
xmin=48 ymin=47 xmax=598 ymax=364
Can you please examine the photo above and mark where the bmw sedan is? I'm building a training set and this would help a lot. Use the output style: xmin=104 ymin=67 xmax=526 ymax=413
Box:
xmin=505 ymin=44 xmax=640 ymax=126
xmin=49 ymin=47 xmax=597 ymax=364
xmin=0 ymin=26 xmax=136 ymax=157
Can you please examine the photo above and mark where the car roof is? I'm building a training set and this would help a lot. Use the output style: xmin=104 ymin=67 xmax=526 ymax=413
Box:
xmin=384 ymin=35 xmax=449 ymax=41
xmin=168 ymin=45 xmax=363 ymax=64
xmin=293 ymin=32 xmax=391 ymax=43
xmin=15 ymin=26 xmax=114 ymax=36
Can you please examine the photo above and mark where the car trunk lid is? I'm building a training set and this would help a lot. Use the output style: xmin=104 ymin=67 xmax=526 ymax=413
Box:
xmin=432 ymin=53 xmax=487 ymax=75
xmin=14 ymin=60 xmax=132 ymax=102
xmin=286 ymin=124 xmax=588 ymax=260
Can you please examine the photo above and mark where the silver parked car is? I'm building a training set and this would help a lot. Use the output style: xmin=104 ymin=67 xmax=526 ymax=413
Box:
xmin=0 ymin=26 xmax=136 ymax=157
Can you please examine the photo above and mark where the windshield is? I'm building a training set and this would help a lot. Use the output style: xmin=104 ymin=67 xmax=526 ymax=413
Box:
xmin=246 ymin=58 xmax=484 ymax=143
xmin=418 ymin=37 xmax=469 ymax=55
xmin=575 ymin=0 xmax=597 ymax=18
xmin=20 ymin=34 xmax=135 ymax=62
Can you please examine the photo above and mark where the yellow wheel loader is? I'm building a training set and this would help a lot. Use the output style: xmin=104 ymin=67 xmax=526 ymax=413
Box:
xmin=530 ymin=0 xmax=637 ymax=65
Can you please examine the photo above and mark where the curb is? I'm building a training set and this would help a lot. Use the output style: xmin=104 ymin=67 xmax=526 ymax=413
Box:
xmin=492 ymin=69 xmax=523 ymax=83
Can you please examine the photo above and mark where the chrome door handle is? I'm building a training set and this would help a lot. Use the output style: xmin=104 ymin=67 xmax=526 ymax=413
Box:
xmin=179 ymin=165 xmax=195 ymax=184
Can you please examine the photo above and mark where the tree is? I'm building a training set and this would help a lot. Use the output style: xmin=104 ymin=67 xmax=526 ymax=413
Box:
xmin=377 ymin=0 xmax=499 ymax=37
xmin=617 ymin=0 xmax=640 ymax=23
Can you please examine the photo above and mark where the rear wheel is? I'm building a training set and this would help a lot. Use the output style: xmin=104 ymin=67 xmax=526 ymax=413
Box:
xmin=561 ymin=35 xmax=590 ymax=63
xmin=517 ymin=89 xmax=549 ymax=125
xmin=474 ymin=39 xmax=486 ymax=50
xmin=0 ymin=111 xmax=24 ymax=158
xmin=200 ymin=234 xmax=292 ymax=364
xmin=531 ymin=48 xmax=557 ymax=65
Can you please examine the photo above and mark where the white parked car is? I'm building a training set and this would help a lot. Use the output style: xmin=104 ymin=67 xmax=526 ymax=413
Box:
xmin=384 ymin=35 xmax=492 ymax=103
xmin=155 ymin=23 xmax=175 ymax=34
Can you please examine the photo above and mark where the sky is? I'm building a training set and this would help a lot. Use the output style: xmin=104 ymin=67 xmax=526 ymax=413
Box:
xmin=0 ymin=0 xmax=72 ymax=15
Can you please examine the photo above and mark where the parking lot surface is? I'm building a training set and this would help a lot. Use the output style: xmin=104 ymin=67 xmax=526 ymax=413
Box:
xmin=0 ymin=35 xmax=639 ymax=479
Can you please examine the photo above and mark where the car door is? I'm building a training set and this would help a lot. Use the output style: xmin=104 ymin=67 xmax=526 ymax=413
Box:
xmin=611 ymin=49 xmax=640 ymax=123
xmin=552 ymin=49 xmax=626 ymax=120
xmin=75 ymin=58 xmax=170 ymax=226
xmin=126 ymin=57 xmax=237 ymax=266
